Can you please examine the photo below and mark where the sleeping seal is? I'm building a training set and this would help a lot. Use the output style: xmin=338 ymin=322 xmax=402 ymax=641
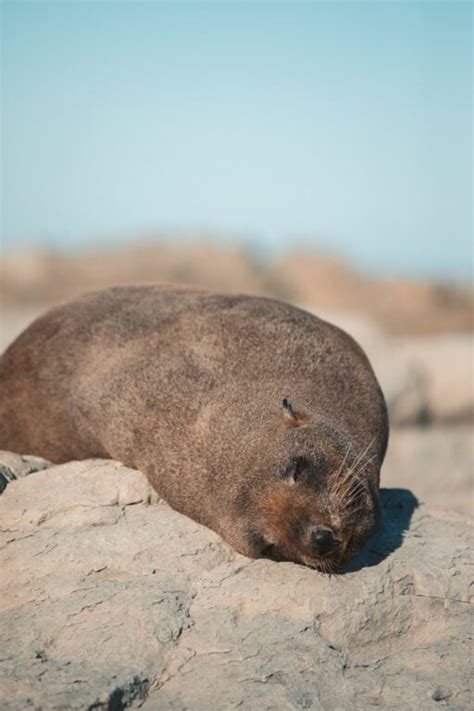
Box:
xmin=0 ymin=284 xmax=388 ymax=571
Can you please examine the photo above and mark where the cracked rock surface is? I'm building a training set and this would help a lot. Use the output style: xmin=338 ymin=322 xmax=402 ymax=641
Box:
xmin=1 ymin=456 xmax=472 ymax=710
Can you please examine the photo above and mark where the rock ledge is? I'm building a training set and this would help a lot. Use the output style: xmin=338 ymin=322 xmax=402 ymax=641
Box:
xmin=0 ymin=455 xmax=472 ymax=710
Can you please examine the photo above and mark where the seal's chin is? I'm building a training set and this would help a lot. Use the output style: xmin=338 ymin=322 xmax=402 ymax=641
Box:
xmin=302 ymin=558 xmax=340 ymax=575
xmin=252 ymin=524 xmax=361 ymax=572
xmin=299 ymin=553 xmax=342 ymax=573
xmin=284 ymin=537 xmax=363 ymax=572
xmin=258 ymin=540 xmax=342 ymax=573
xmin=259 ymin=541 xmax=287 ymax=562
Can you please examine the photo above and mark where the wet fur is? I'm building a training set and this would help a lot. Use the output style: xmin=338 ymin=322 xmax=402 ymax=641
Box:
xmin=0 ymin=284 xmax=389 ymax=567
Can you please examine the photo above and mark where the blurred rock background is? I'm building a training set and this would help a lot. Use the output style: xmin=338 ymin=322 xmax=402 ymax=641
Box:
xmin=1 ymin=240 xmax=472 ymax=517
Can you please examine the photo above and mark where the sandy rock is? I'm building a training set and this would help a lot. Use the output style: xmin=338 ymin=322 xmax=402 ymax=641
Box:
xmin=0 ymin=458 xmax=157 ymax=530
xmin=391 ymin=335 xmax=474 ymax=424
xmin=1 ymin=458 xmax=472 ymax=710
xmin=383 ymin=427 xmax=473 ymax=518
xmin=0 ymin=243 xmax=270 ymax=309
xmin=378 ymin=335 xmax=474 ymax=426
xmin=2 ymin=243 xmax=472 ymax=336
xmin=274 ymin=253 xmax=473 ymax=336
xmin=0 ymin=449 xmax=51 ymax=494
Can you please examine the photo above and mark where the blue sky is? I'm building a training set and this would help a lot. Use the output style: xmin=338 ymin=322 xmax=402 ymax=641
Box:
xmin=2 ymin=1 xmax=472 ymax=280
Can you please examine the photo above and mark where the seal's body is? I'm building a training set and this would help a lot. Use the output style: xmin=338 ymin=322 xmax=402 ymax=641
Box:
xmin=0 ymin=285 xmax=388 ymax=569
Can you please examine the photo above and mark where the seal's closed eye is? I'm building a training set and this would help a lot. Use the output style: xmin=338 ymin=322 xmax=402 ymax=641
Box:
xmin=281 ymin=454 xmax=330 ymax=485
xmin=281 ymin=455 xmax=308 ymax=483
xmin=247 ymin=528 xmax=278 ymax=558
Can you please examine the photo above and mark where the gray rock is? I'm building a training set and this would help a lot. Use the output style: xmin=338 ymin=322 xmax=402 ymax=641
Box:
xmin=380 ymin=335 xmax=474 ymax=426
xmin=0 ymin=459 xmax=472 ymax=710
xmin=383 ymin=427 xmax=474 ymax=518
xmin=0 ymin=450 xmax=51 ymax=494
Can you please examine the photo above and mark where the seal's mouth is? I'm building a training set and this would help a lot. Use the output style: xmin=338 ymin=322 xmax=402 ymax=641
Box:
xmin=258 ymin=539 xmax=343 ymax=573
xmin=300 ymin=552 xmax=344 ymax=574
xmin=259 ymin=541 xmax=283 ymax=561
xmin=255 ymin=522 xmax=362 ymax=573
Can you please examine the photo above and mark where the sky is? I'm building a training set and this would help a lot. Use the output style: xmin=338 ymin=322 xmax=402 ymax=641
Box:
xmin=2 ymin=1 xmax=472 ymax=281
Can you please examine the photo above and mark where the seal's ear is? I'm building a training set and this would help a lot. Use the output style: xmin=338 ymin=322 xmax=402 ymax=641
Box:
xmin=282 ymin=398 xmax=309 ymax=427
xmin=282 ymin=398 xmax=297 ymax=426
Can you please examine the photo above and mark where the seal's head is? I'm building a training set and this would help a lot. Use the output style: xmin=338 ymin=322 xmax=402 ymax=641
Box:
xmin=236 ymin=398 xmax=382 ymax=572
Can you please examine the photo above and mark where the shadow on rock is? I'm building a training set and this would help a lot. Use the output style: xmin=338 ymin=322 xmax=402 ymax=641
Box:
xmin=343 ymin=488 xmax=419 ymax=573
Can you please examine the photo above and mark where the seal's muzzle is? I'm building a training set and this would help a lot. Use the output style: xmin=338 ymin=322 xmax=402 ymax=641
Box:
xmin=309 ymin=526 xmax=338 ymax=557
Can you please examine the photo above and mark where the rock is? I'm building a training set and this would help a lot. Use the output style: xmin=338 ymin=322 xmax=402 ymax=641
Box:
xmin=1 ymin=458 xmax=472 ymax=710
xmin=383 ymin=427 xmax=473 ymax=518
xmin=1 ymin=244 xmax=472 ymax=336
xmin=0 ymin=450 xmax=51 ymax=494
xmin=389 ymin=335 xmax=474 ymax=424
xmin=0 ymin=243 xmax=270 ymax=309
xmin=273 ymin=254 xmax=473 ymax=336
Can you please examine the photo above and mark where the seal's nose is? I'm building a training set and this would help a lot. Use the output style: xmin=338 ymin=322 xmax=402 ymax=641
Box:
xmin=310 ymin=527 xmax=337 ymax=557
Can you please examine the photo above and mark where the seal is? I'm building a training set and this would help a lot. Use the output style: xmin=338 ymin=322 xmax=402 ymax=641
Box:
xmin=0 ymin=284 xmax=388 ymax=571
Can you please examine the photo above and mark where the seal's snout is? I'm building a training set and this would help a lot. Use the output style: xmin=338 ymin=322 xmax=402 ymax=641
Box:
xmin=309 ymin=526 xmax=338 ymax=557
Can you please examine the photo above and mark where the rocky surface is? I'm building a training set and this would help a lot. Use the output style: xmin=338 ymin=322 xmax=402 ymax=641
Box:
xmin=384 ymin=427 xmax=473 ymax=518
xmin=371 ymin=335 xmax=474 ymax=426
xmin=0 ymin=451 xmax=50 ymax=494
xmin=1 ymin=455 xmax=472 ymax=710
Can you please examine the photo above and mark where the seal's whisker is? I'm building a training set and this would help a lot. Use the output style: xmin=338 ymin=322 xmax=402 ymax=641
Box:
xmin=333 ymin=449 xmax=377 ymax=506
xmin=351 ymin=453 xmax=377 ymax=481
xmin=341 ymin=525 xmax=355 ymax=556
xmin=336 ymin=442 xmax=352 ymax=479
xmin=326 ymin=560 xmax=340 ymax=576
xmin=346 ymin=484 xmax=366 ymax=502
xmin=341 ymin=477 xmax=365 ymax=499
xmin=338 ymin=470 xmax=363 ymax=491
xmin=348 ymin=437 xmax=376 ymax=479
xmin=331 ymin=439 xmax=375 ymax=500
xmin=338 ymin=486 xmax=368 ymax=516
xmin=331 ymin=470 xmax=356 ymax=499
xmin=311 ymin=554 xmax=341 ymax=576
xmin=331 ymin=480 xmax=344 ymax=498
xmin=330 ymin=442 xmax=353 ymax=496
xmin=343 ymin=480 xmax=366 ymax=501
xmin=340 ymin=457 xmax=377 ymax=506
xmin=342 ymin=495 xmax=365 ymax=513
xmin=341 ymin=493 xmax=365 ymax=512
xmin=341 ymin=500 xmax=363 ymax=516
xmin=320 ymin=559 xmax=331 ymax=574
xmin=334 ymin=473 xmax=364 ymax=502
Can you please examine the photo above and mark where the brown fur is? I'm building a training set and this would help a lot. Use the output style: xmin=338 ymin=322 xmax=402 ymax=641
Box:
xmin=0 ymin=284 xmax=389 ymax=568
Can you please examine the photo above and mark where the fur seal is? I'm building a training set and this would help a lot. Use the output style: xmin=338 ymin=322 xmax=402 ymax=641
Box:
xmin=0 ymin=284 xmax=388 ymax=571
